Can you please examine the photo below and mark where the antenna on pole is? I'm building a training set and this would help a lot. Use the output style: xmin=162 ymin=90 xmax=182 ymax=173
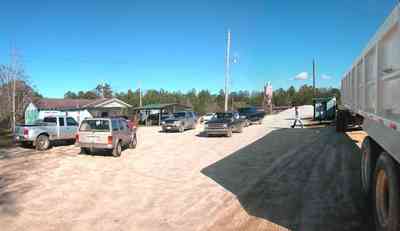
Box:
xmin=224 ymin=29 xmax=231 ymax=112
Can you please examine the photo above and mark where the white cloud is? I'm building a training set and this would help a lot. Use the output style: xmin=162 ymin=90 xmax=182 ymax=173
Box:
xmin=294 ymin=72 xmax=309 ymax=80
xmin=321 ymin=74 xmax=332 ymax=80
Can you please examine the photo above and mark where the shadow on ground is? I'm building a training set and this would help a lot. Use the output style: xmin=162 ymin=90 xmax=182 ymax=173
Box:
xmin=201 ymin=127 xmax=374 ymax=231
xmin=0 ymin=129 xmax=14 ymax=149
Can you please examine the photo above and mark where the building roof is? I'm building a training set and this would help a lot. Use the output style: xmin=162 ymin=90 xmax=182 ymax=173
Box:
xmin=35 ymin=98 xmax=131 ymax=110
xmin=133 ymin=103 xmax=191 ymax=110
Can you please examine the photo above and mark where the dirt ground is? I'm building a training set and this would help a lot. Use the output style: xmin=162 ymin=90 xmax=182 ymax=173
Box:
xmin=0 ymin=106 xmax=373 ymax=231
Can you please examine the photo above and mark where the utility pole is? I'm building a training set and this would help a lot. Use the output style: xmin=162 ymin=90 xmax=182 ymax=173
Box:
xmin=312 ymin=59 xmax=316 ymax=120
xmin=10 ymin=43 xmax=17 ymax=133
xmin=138 ymin=81 xmax=142 ymax=107
xmin=313 ymin=59 xmax=316 ymax=97
xmin=224 ymin=29 xmax=231 ymax=112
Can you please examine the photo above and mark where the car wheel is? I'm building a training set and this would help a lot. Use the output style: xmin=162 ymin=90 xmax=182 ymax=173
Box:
xmin=80 ymin=147 xmax=91 ymax=154
xmin=237 ymin=125 xmax=243 ymax=133
xmin=112 ymin=141 xmax=122 ymax=157
xmin=36 ymin=135 xmax=50 ymax=151
xmin=373 ymin=153 xmax=400 ymax=231
xmin=179 ymin=125 xmax=184 ymax=133
xmin=129 ymin=134 xmax=137 ymax=149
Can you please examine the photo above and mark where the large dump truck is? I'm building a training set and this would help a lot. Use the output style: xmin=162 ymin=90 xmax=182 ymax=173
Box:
xmin=336 ymin=5 xmax=400 ymax=231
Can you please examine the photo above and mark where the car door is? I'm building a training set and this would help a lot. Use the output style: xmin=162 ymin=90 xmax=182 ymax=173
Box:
xmin=190 ymin=112 xmax=196 ymax=127
xmin=119 ymin=119 xmax=130 ymax=145
xmin=66 ymin=117 xmax=79 ymax=139
xmin=58 ymin=117 xmax=67 ymax=139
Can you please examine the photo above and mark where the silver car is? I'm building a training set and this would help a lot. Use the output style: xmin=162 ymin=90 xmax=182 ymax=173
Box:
xmin=77 ymin=118 xmax=137 ymax=157
xmin=161 ymin=111 xmax=197 ymax=132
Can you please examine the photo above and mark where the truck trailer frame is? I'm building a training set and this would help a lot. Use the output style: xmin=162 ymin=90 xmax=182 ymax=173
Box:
xmin=337 ymin=4 xmax=400 ymax=231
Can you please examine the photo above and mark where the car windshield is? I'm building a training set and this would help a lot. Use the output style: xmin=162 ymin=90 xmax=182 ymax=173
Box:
xmin=79 ymin=120 xmax=110 ymax=132
xmin=205 ymin=113 xmax=214 ymax=116
xmin=215 ymin=113 xmax=233 ymax=119
xmin=173 ymin=112 xmax=186 ymax=118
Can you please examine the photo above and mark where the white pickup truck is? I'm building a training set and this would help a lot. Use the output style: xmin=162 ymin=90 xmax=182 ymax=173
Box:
xmin=14 ymin=116 xmax=79 ymax=150
xmin=337 ymin=4 xmax=400 ymax=231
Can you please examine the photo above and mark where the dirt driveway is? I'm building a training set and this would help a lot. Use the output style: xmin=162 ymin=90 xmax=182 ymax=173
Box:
xmin=0 ymin=106 xmax=372 ymax=231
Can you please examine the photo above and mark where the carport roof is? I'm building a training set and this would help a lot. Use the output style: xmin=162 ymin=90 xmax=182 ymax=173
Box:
xmin=133 ymin=103 xmax=191 ymax=110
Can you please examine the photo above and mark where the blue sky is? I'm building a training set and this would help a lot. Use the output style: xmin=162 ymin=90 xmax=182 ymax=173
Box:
xmin=0 ymin=0 xmax=397 ymax=97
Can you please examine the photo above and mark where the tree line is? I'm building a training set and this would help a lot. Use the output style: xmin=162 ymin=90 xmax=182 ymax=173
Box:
xmin=64 ymin=84 xmax=341 ymax=114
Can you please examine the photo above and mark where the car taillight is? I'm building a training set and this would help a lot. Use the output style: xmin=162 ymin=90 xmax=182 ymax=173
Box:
xmin=108 ymin=136 xmax=113 ymax=145
xmin=75 ymin=134 xmax=79 ymax=142
xmin=23 ymin=128 xmax=29 ymax=137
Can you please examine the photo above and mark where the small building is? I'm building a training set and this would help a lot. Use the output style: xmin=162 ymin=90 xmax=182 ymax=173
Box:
xmin=313 ymin=97 xmax=337 ymax=121
xmin=133 ymin=103 xmax=192 ymax=126
xmin=24 ymin=98 xmax=132 ymax=124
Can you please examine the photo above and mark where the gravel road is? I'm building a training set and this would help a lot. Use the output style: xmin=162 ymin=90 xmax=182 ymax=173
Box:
xmin=0 ymin=106 xmax=373 ymax=231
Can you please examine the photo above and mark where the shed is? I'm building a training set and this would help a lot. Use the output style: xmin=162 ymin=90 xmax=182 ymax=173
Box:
xmin=24 ymin=98 xmax=132 ymax=124
xmin=133 ymin=103 xmax=192 ymax=126
xmin=313 ymin=97 xmax=337 ymax=121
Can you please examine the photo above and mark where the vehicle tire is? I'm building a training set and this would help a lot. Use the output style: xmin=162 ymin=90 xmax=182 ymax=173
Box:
xmin=245 ymin=120 xmax=250 ymax=127
xmin=80 ymin=147 xmax=91 ymax=154
xmin=112 ymin=141 xmax=122 ymax=157
xmin=373 ymin=152 xmax=400 ymax=231
xmin=36 ymin=135 xmax=50 ymax=151
xmin=361 ymin=137 xmax=379 ymax=196
xmin=336 ymin=110 xmax=344 ymax=132
xmin=226 ymin=128 xmax=233 ymax=137
xmin=179 ymin=125 xmax=184 ymax=133
xmin=237 ymin=125 xmax=243 ymax=133
xmin=129 ymin=134 xmax=137 ymax=149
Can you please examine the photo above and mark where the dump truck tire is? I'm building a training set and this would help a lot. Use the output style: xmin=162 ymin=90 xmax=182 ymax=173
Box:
xmin=361 ymin=137 xmax=379 ymax=197
xmin=373 ymin=153 xmax=400 ymax=231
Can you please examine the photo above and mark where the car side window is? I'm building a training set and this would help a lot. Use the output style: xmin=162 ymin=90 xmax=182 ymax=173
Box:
xmin=44 ymin=117 xmax=57 ymax=123
xmin=111 ymin=120 xmax=119 ymax=131
xmin=58 ymin=118 xmax=65 ymax=126
xmin=66 ymin=117 xmax=78 ymax=126
xmin=119 ymin=120 xmax=125 ymax=131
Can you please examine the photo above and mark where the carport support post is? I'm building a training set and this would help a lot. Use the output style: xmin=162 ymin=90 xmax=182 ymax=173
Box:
xmin=159 ymin=109 xmax=162 ymax=126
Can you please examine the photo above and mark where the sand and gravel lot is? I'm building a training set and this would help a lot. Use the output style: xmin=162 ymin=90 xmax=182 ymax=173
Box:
xmin=0 ymin=106 xmax=373 ymax=231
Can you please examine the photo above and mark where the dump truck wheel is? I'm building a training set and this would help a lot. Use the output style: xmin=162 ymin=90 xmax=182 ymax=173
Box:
xmin=336 ymin=110 xmax=342 ymax=132
xmin=36 ymin=135 xmax=50 ymax=151
xmin=361 ymin=137 xmax=379 ymax=196
xmin=112 ymin=141 xmax=122 ymax=157
xmin=373 ymin=153 xmax=400 ymax=231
